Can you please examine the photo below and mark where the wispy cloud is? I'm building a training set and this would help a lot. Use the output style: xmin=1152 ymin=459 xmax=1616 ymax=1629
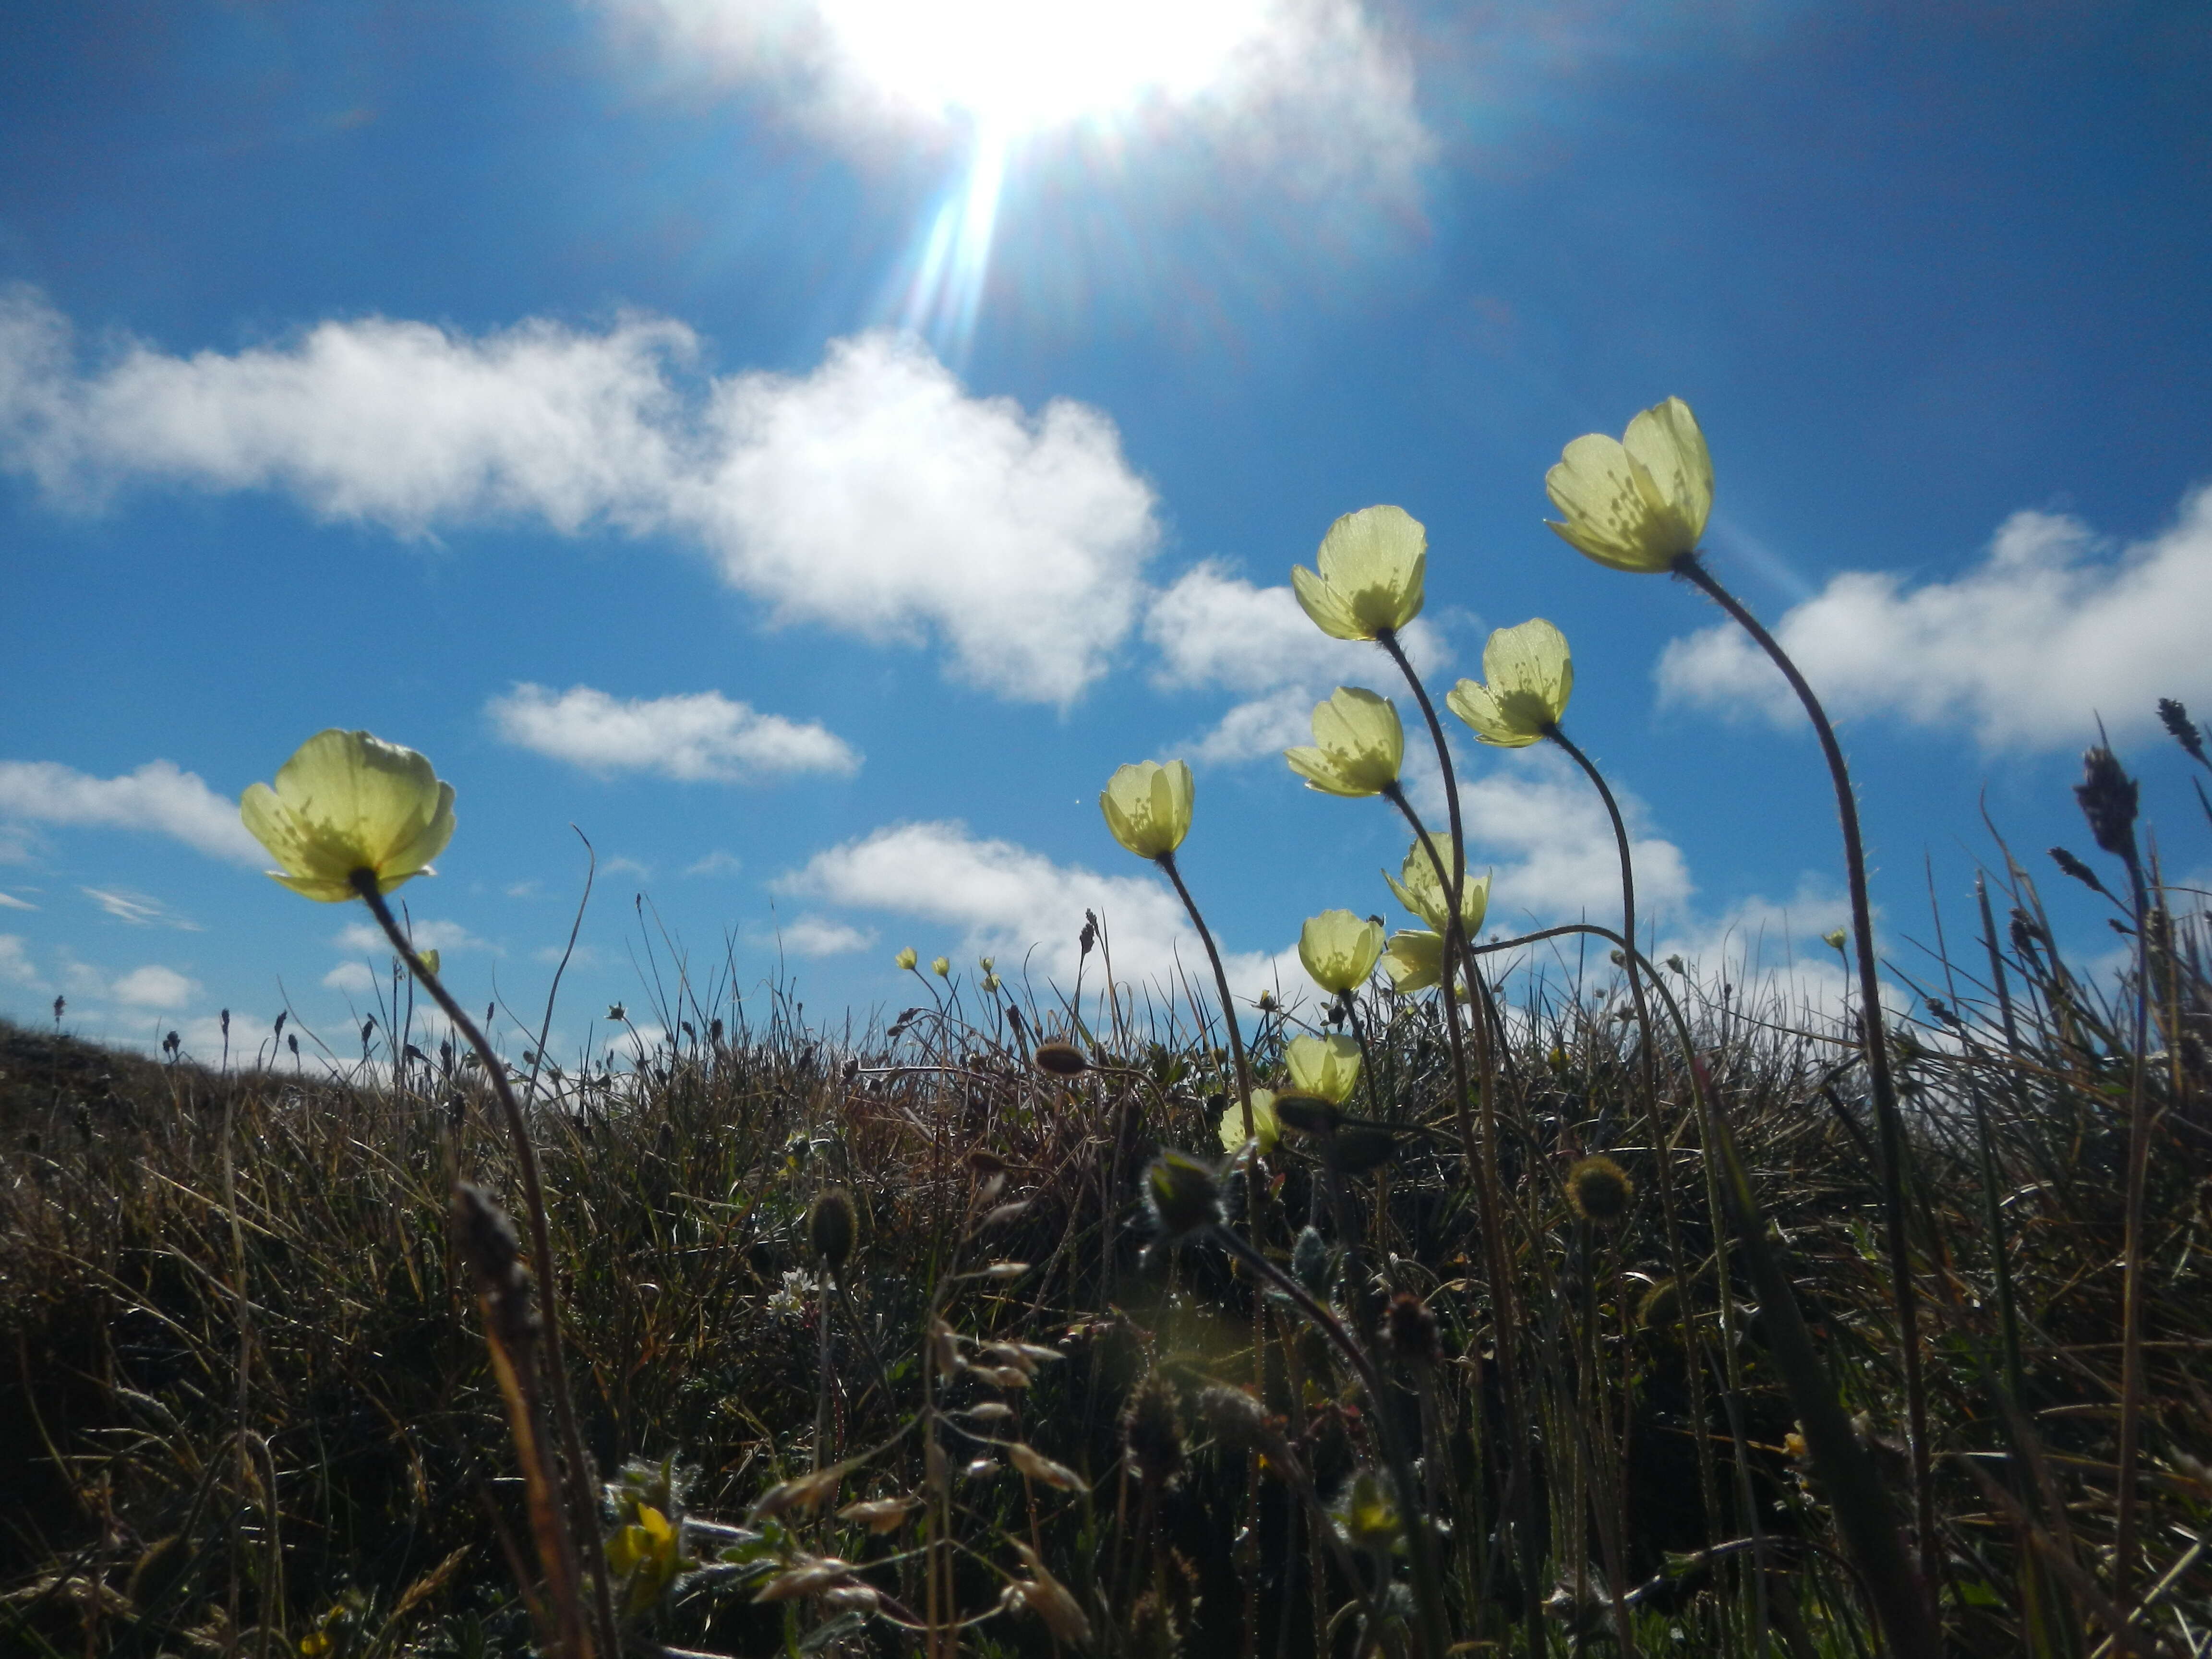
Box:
xmin=83 ymin=886 xmax=204 ymax=929
xmin=0 ymin=890 xmax=36 ymax=911
xmin=323 ymin=962 xmax=378 ymax=994
xmin=334 ymin=918 xmax=487 ymax=955
xmin=1 ymin=293 xmax=1160 ymax=704
xmin=489 ymin=683 xmax=859 ymax=781
xmin=685 ymin=850 xmax=743 ymax=877
xmin=1659 ymin=485 xmax=2212 ymax=749
xmin=0 ymin=935 xmax=36 ymax=986
xmin=771 ymin=914 xmax=877 ymax=958
xmin=0 ymin=755 xmax=258 ymax=862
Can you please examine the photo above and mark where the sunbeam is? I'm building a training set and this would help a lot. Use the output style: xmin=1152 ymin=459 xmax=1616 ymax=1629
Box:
xmin=889 ymin=127 xmax=1009 ymax=365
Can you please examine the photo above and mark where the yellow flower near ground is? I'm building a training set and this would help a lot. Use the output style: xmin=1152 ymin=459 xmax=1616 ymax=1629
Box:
xmin=1290 ymin=505 xmax=1427 ymax=640
xmin=1286 ymin=1033 xmax=1361 ymax=1105
xmin=1381 ymin=928 xmax=1445 ymax=993
xmin=1545 ymin=397 xmax=1713 ymax=572
xmin=1299 ymin=909 xmax=1384 ymax=994
xmin=239 ymin=729 xmax=455 ymax=903
xmin=1385 ymin=834 xmax=1490 ymax=937
xmin=1285 ymin=687 xmax=1404 ymax=798
xmin=1100 ymin=759 xmax=1195 ymax=860
xmin=1446 ymin=619 xmax=1573 ymax=748
xmin=1218 ymin=1088 xmax=1281 ymax=1154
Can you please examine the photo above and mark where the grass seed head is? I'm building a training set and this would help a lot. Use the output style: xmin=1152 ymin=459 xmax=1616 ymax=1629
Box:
xmin=1565 ymin=1154 xmax=1633 ymax=1225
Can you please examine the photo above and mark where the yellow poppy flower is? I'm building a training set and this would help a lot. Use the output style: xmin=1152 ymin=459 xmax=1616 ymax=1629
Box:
xmin=1298 ymin=909 xmax=1384 ymax=994
xmin=1285 ymin=687 xmax=1403 ymax=798
xmin=1100 ymin=759 xmax=1195 ymax=860
xmin=1545 ymin=397 xmax=1713 ymax=572
xmin=239 ymin=729 xmax=455 ymax=903
xmin=1218 ymin=1088 xmax=1281 ymax=1154
xmin=1290 ymin=505 xmax=1427 ymax=640
xmin=1380 ymin=928 xmax=1445 ymax=993
xmin=1286 ymin=1033 xmax=1361 ymax=1105
xmin=1384 ymin=834 xmax=1489 ymax=936
xmin=1445 ymin=618 xmax=1573 ymax=748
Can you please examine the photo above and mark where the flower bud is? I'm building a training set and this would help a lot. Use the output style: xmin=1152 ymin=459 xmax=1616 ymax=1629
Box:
xmin=808 ymin=1188 xmax=856 ymax=1271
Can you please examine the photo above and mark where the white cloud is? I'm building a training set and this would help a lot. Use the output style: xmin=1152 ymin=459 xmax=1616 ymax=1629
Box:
xmin=111 ymin=964 xmax=200 ymax=1010
xmin=0 ymin=756 xmax=259 ymax=862
xmin=1 ymin=291 xmax=1160 ymax=704
xmin=778 ymin=818 xmax=1290 ymax=997
xmin=323 ymin=962 xmax=378 ymax=994
xmin=334 ymin=918 xmax=487 ymax=955
xmin=685 ymin=849 xmax=744 ymax=877
xmin=1404 ymin=748 xmax=1692 ymax=931
xmin=774 ymin=914 xmax=876 ymax=958
xmin=0 ymin=890 xmax=36 ymax=910
xmin=600 ymin=0 xmax=1430 ymax=204
xmin=1658 ymin=487 xmax=2212 ymax=748
xmin=0 ymin=935 xmax=36 ymax=985
xmin=488 ymin=683 xmax=860 ymax=781
xmin=83 ymin=887 xmax=203 ymax=929
xmin=1144 ymin=562 xmax=1449 ymax=762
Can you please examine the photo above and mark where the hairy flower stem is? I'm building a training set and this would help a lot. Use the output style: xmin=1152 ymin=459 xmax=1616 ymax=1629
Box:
xmin=1477 ymin=917 xmax=1943 ymax=1659
xmin=1380 ymin=780 xmax=1538 ymax=1657
xmin=1541 ymin=721 xmax=1650 ymax=1657
xmin=354 ymin=875 xmax=618 ymax=1659
xmin=1154 ymin=850 xmax=1253 ymax=1137
xmin=1214 ymin=1226 xmax=1451 ymax=1659
xmin=1671 ymin=553 xmax=1936 ymax=1598
xmin=2110 ymin=848 xmax=2154 ymax=1609
xmin=1154 ymin=848 xmax=1265 ymax=1658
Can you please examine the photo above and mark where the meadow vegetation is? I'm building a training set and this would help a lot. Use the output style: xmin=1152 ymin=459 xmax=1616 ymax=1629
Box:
xmin=4 ymin=400 xmax=2210 ymax=1659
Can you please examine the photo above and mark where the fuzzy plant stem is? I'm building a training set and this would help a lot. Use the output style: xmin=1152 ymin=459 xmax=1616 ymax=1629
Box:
xmin=353 ymin=874 xmax=620 ymax=1659
xmin=2108 ymin=843 xmax=2155 ymax=1610
xmin=1380 ymin=781 xmax=1540 ymax=1658
xmin=1155 ymin=847 xmax=1266 ymax=1659
xmin=1155 ymin=850 xmax=1253 ymax=1135
xmin=1214 ymin=1226 xmax=1452 ymax=1659
xmin=1475 ymin=919 xmax=1943 ymax=1659
xmin=1671 ymin=552 xmax=1937 ymax=1595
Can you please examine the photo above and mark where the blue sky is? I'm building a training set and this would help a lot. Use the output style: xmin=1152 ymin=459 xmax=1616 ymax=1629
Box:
xmin=2 ymin=0 xmax=2208 ymax=1063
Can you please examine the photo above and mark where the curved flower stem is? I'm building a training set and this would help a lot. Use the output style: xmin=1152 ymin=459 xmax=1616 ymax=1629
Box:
xmin=1154 ymin=847 xmax=1266 ymax=1659
xmin=2112 ymin=844 xmax=2153 ymax=1610
xmin=1155 ymin=850 xmax=1253 ymax=1136
xmin=353 ymin=875 xmax=618 ymax=1659
xmin=1472 ymin=924 xmax=1940 ymax=1659
xmin=1214 ymin=1225 xmax=1451 ymax=1659
xmin=1377 ymin=625 xmax=1471 ymax=997
xmin=1671 ymin=552 xmax=1936 ymax=1598
xmin=1380 ymin=781 xmax=1538 ymax=1658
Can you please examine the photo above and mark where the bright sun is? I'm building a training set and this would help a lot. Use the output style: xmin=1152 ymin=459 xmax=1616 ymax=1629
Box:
xmin=816 ymin=0 xmax=1271 ymax=134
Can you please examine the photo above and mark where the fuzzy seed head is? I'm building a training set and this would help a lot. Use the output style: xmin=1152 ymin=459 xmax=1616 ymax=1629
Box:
xmin=808 ymin=1188 xmax=856 ymax=1271
xmin=1565 ymin=1155 xmax=1634 ymax=1226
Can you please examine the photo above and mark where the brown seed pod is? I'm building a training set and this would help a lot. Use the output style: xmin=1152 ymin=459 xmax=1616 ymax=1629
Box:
xmin=807 ymin=1188 xmax=856 ymax=1271
xmin=1033 ymin=1041 xmax=1089 ymax=1076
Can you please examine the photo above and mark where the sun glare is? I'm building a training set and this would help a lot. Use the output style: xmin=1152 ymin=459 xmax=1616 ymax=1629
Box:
xmin=818 ymin=0 xmax=1269 ymax=134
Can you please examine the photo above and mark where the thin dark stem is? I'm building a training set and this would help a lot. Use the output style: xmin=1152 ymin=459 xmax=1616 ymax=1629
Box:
xmin=1672 ymin=553 xmax=1937 ymax=1603
xmin=1380 ymin=781 xmax=1538 ymax=1658
xmin=353 ymin=874 xmax=618 ymax=1659
xmin=1214 ymin=1226 xmax=1451 ymax=1659
xmin=1156 ymin=850 xmax=1253 ymax=1136
xmin=2113 ymin=848 xmax=2153 ymax=1610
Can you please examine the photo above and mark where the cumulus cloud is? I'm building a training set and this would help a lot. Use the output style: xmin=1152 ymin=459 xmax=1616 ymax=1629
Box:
xmin=778 ymin=819 xmax=1291 ymax=998
xmin=1399 ymin=747 xmax=1691 ymax=932
xmin=600 ymin=0 xmax=1430 ymax=204
xmin=0 ymin=935 xmax=35 ymax=985
xmin=488 ymin=683 xmax=860 ymax=781
xmin=0 ymin=291 xmax=1160 ymax=703
xmin=323 ymin=962 xmax=378 ymax=995
xmin=1659 ymin=487 xmax=2212 ymax=748
xmin=0 ymin=756 xmax=259 ymax=862
xmin=111 ymin=964 xmax=200 ymax=1010
xmin=1145 ymin=562 xmax=1448 ymax=761
xmin=773 ymin=914 xmax=876 ymax=958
